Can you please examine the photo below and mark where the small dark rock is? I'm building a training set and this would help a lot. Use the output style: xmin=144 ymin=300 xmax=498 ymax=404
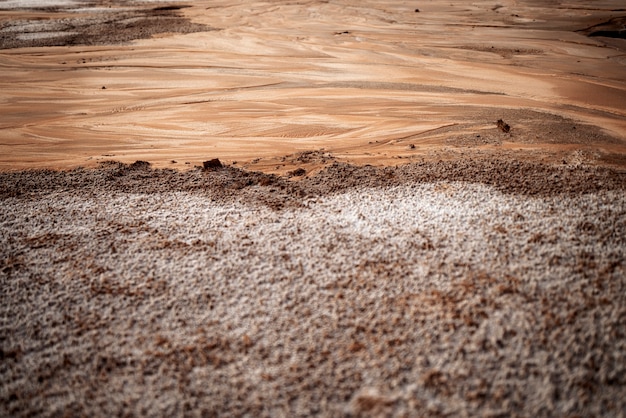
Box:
xmin=288 ymin=168 xmax=306 ymax=177
xmin=102 ymin=86 xmax=106 ymax=89
xmin=496 ymin=119 xmax=511 ymax=133
xmin=203 ymin=159 xmax=223 ymax=170
xmin=415 ymin=8 xmax=420 ymax=12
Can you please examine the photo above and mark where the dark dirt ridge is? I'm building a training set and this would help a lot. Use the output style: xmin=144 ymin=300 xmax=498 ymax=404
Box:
xmin=1 ymin=158 xmax=625 ymax=205
xmin=0 ymin=3 xmax=214 ymax=49
xmin=577 ymin=16 xmax=626 ymax=39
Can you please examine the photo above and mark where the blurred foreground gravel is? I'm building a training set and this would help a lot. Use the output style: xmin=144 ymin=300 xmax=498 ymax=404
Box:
xmin=1 ymin=160 xmax=625 ymax=417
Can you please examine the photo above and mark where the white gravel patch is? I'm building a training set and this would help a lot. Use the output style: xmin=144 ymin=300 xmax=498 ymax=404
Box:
xmin=0 ymin=0 xmax=187 ymax=10
xmin=15 ymin=31 xmax=77 ymax=40
xmin=0 ymin=0 xmax=81 ymax=9
xmin=1 ymin=181 xmax=625 ymax=417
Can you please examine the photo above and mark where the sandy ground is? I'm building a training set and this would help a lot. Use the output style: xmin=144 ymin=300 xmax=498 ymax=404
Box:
xmin=2 ymin=1 xmax=626 ymax=417
xmin=1 ymin=0 xmax=625 ymax=173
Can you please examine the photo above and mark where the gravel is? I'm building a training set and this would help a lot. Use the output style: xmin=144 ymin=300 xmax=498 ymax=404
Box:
xmin=1 ymin=160 xmax=625 ymax=417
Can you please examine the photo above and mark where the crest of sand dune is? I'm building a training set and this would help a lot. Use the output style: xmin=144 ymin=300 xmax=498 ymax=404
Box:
xmin=0 ymin=0 xmax=625 ymax=172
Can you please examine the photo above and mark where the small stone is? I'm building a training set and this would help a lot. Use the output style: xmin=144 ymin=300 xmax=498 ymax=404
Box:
xmin=203 ymin=159 xmax=223 ymax=170
xmin=496 ymin=119 xmax=511 ymax=133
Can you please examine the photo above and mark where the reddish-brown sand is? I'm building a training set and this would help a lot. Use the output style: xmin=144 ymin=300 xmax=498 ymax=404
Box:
xmin=1 ymin=0 xmax=625 ymax=174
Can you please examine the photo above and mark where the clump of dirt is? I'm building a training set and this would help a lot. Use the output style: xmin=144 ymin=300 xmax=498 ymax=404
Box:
xmin=497 ymin=119 xmax=511 ymax=133
xmin=203 ymin=159 xmax=223 ymax=170
xmin=287 ymin=168 xmax=306 ymax=177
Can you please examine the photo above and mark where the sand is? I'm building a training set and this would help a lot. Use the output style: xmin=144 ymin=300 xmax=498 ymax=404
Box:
xmin=1 ymin=1 xmax=626 ymax=417
xmin=1 ymin=0 xmax=625 ymax=172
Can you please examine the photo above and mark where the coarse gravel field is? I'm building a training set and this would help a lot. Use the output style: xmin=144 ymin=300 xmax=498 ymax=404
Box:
xmin=1 ymin=159 xmax=625 ymax=417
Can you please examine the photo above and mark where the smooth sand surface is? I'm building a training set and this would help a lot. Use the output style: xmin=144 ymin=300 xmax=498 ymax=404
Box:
xmin=1 ymin=0 xmax=625 ymax=173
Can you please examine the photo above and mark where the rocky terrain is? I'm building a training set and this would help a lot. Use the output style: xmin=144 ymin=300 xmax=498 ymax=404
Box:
xmin=2 ymin=160 xmax=626 ymax=417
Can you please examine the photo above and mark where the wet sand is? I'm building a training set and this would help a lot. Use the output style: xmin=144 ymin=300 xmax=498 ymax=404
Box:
xmin=1 ymin=0 xmax=625 ymax=173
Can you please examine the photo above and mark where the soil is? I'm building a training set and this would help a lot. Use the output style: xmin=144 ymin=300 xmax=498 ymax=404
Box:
xmin=1 ymin=160 xmax=625 ymax=417
xmin=1 ymin=1 xmax=626 ymax=417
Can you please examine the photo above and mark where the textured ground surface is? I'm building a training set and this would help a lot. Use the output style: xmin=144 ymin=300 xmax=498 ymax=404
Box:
xmin=2 ymin=0 xmax=626 ymax=416
xmin=1 ymin=160 xmax=625 ymax=417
